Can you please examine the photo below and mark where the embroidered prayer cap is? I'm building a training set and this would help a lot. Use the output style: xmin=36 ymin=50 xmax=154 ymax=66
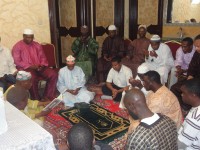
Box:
xmin=138 ymin=24 xmax=147 ymax=30
xmin=16 ymin=71 xmax=32 ymax=81
xmin=108 ymin=25 xmax=117 ymax=31
xmin=66 ymin=55 xmax=75 ymax=64
xmin=137 ymin=64 xmax=150 ymax=74
xmin=150 ymin=34 xmax=161 ymax=42
xmin=23 ymin=29 xmax=34 ymax=35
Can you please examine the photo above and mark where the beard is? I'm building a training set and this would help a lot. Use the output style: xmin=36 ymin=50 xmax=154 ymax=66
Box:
xmin=128 ymin=110 xmax=139 ymax=120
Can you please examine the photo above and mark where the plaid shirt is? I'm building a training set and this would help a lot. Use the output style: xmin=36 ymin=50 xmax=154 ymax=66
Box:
xmin=125 ymin=114 xmax=178 ymax=150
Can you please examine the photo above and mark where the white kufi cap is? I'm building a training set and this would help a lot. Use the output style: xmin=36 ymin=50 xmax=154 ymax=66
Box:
xmin=150 ymin=35 xmax=161 ymax=42
xmin=108 ymin=25 xmax=117 ymax=31
xmin=23 ymin=29 xmax=34 ymax=35
xmin=66 ymin=55 xmax=75 ymax=64
xmin=137 ymin=64 xmax=150 ymax=74
xmin=138 ymin=24 xmax=147 ymax=30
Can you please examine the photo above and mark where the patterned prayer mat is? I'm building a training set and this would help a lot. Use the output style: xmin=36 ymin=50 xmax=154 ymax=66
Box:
xmin=58 ymin=103 xmax=130 ymax=142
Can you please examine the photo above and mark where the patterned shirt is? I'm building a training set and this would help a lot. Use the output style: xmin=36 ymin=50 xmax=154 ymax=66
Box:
xmin=146 ymin=85 xmax=182 ymax=128
xmin=178 ymin=105 xmax=200 ymax=149
xmin=125 ymin=114 xmax=178 ymax=150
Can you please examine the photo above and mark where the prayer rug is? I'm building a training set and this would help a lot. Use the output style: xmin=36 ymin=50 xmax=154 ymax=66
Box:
xmin=58 ymin=103 xmax=130 ymax=142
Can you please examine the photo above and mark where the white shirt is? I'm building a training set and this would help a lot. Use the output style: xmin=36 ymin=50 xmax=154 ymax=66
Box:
xmin=0 ymin=45 xmax=17 ymax=77
xmin=106 ymin=65 xmax=133 ymax=88
xmin=0 ymin=90 xmax=8 ymax=135
xmin=146 ymin=43 xmax=174 ymax=68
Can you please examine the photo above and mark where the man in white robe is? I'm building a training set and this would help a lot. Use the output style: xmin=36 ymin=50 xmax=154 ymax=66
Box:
xmin=57 ymin=55 xmax=95 ymax=107
xmin=139 ymin=35 xmax=174 ymax=84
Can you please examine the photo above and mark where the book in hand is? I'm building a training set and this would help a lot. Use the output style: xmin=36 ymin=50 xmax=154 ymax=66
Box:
xmin=43 ymin=94 xmax=63 ymax=111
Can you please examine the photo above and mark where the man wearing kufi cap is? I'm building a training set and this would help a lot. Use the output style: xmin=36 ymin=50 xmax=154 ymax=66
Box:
xmin=96 ymin=24 xmax=125 ymax=83
xmin=71 ymin=25 xmax=99 ymax=81
xmin=12 ymin=29 xmax=58 ymax=101
xmin=57 ymin=55 xmax=95 ymax=107
xmin=138 ymin=34 xmax=174 ymax=84
xmin=6 ymin=70 xmax=51 ymax=126
xmin=119 ymin=64 xmax=150 ymax=109
xmin=0 ymin=37 xmax=17 ymax=92
xmin=122 ymin=24 xmax=150 ymax=77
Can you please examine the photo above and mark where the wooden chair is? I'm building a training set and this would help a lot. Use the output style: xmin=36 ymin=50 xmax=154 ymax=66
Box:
xmin=41 ymin=43 xmax=58 ymax=68
xmin=39 ymin=43 xmax=59 ymax=88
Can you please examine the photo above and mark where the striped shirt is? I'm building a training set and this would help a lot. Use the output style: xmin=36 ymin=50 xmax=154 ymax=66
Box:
xmin=178 ymin=106 xmax=200 ymax=149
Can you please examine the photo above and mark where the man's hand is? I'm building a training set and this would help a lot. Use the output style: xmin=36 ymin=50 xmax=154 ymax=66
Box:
xmin=143 ymin=49 xmax=149 ymax=58
xmin=35 ymin=109 xmax=51 ymax=118
xmin=66 ymin=88 xmax=80 ymax=95
xmin=112 ymin=88 xmax=118 ymax=99
xmin=37 ymin=65 xmax=46 ymax=72
xmin=13 ymin=70 xmax=18 ymax=76
xmin=103 ymin=55 xmax=111 ymax=61
xmin=149 ymin=50 xmax=158 ymax=58
xmin=123 ymin=85 xmax=130 ymax=91
xmin=28 ymin=65 xmax=40 ymax=70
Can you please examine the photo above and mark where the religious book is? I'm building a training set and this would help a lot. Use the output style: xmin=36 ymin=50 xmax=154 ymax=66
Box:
xmin=43 ymin=94 xmax=63 ymax=111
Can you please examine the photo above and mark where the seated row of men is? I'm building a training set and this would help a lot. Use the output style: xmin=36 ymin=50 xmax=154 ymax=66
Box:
xmin=4 ymin=57 xmax=200 ymax=149
xmin=4 ymin=68 xmax=200 ymax=149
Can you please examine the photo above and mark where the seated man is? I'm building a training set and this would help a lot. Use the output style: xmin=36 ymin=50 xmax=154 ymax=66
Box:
xmin=0 ymin=89 xmax=7 ymax=135
xmin=71 ymin=25 xmax=99 ymax=81
xmin=169 ymin=37 xmax=195 ymax=88
xmin=12 ymin=29 xmax=58 ymax=101
xmin=139 ymin=34 xmax=174 ymax=84
xmin=57 ymin=55 xmax=95 ymax=107
xmin=6 ymin=71 xmax=51 ymax=126
xmin=0 ymin=43 xmax=17 ymax=92
xmin=128 ymin=71 xmax=182 ymax=133
xmin=171 ymin=34 xmax=200 ymax=112
xmin=124 ymin=88 xmax=178 ymax=149
xmin=119 ymin=65 xmax=149 ymax=108
xmin=101 ymin=56 xmax=132 ymax=102
xmin=97 ymin=25 xmax=125 ymax=83
xmin=122 ymin=24 xmax=150 ymax=77
xmin=178 ymin=79 xmax=200 ymax=149
xmin=67 ymin=122 xmax=113 ymax=150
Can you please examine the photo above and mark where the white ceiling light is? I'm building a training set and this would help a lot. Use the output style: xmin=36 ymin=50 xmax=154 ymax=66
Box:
xmin=191 ymin=0 xmax=200 ymax=4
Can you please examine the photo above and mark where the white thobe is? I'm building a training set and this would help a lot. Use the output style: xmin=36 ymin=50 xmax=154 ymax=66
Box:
xmin=139 ymin=43 xmax=174 ymax=84
xmin=0 ymin=46 xmax=17 ymax=77
xmin=57 ymin=66 xmax=95 ymax=107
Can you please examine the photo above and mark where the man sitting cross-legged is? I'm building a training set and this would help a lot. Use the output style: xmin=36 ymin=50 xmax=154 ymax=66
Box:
xmin=101 ymin=56 xmax=132 ymax=102
xmin=124 ymin=88 xmax=178 ymax=149
xmin=57 ymin=55 xmax=95 ymax=107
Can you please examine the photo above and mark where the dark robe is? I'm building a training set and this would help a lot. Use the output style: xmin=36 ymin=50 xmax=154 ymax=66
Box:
xmin=96 ymin=36 xmax=124 ymax=83
xmin=171 ymin=51 xmax=200 ymax=111
xmin=122 ymin=37 xmax=150 ymax=77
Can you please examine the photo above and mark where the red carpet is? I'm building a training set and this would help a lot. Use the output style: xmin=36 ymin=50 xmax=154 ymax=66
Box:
xmin=43 ymin=95 xmax=129 ymax=149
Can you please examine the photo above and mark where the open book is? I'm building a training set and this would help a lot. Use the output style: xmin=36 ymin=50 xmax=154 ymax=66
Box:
xmin=43 ymin=94 xmax=63 ymax=111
